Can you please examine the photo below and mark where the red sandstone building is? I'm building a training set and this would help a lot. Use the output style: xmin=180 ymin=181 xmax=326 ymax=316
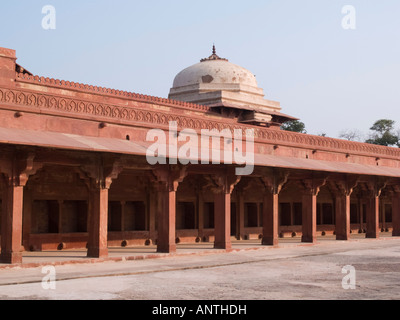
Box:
xmin=0 ymin=46 xmax=399 ymax=264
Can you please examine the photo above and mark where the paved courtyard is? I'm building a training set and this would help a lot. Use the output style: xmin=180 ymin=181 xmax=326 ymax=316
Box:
xmin=0 ymin=235 xmax=399 ymax=300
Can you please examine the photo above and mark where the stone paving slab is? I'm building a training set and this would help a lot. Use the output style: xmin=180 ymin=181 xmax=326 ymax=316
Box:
xmin=0 ymin=234 xmax=399 ymax=299
xmin=0 ymin=233 xmax=395 ymax=271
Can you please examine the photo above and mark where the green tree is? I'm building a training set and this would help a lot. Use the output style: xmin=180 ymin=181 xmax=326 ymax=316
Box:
xmin=365 ymin=119 xmax=399 ymax=147
xmin=281 ymin=120 xmax=307 ymax=133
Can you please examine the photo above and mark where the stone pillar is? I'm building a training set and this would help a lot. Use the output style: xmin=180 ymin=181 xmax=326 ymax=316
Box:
xmin=358 ymin=197 xmax=364 ymax=233
xmin=1 ymin=182 xmax=24 ymax=264
xmin=365 ymin=179 xmax=386 ymax=239
xmin=365 ymin=195 xmax=380 ymax=238
xmin=302 ymin=191 xmax=317 ymax=243
xmin=148 ymin=191 xmax=157 ymax=243
xmin=198 ymin=192 xmax=204 ymax=240
xmin=381 ymin=201 xmax=386 ymax=232
xmin=0 ymin=152 xmax=43 ymax=264
xmin=208 ymin=172 xmax=241 ymax=250
xmin=238 ymin=191 xmax=245 ymax=240
xmin=318 ymin=203 xmax=323 ymax=225
xmin=289 ymin=202 xmax=294 ymax=227
xmin=392 ymin=190 xmax=400 ymax=237
xmin=153 ymin=166 xmax=187 ymax=253
xmin=334 ymin=178 xmax=358 ymax=241
xmin=83 ymin=157 xmax=123 ymax=258
xmin=22 ymin=188 xmax=32 ymax=250
xmin=335 ymin=194 xmax=351 ymax=240
xmin=301 ymin=178 xmax=326 ymax=243
xmin=0 ymin=152 xmax=42 ymax=264
xmin=214 ymin=191 xmax=231 ymax=249
xmin=157 ymin=185 xmax=177 ymax=253
xmin=87 ymin=187 xmax=109 ymax=258
xmin=262 ymin=192 xmax=279 ymax=246
xmin=257 ymin=202 xmax=261 ymax=227
xmin=260 ymin=170 xmax=288 ymax=246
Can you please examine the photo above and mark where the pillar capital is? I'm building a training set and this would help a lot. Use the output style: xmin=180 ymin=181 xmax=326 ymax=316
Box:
xmin=301 ymin=176 xmax=327 ymax=196
xmin=365 ymin=177 xmax=388 ymax=198
xmin=152 ymin=165 xmax=187 ymax=192
xmin=330 ymin=176 xmax=359 ymax=197
xmin=205 ymin=168 xmax=241 ymax=195
xmin=81 ymin=156 xmax=123 ymax=190
xmin=0 ymin=151 xmax=43 ymax=187
xmin=260 ymin=170 xmax=289 ymax=195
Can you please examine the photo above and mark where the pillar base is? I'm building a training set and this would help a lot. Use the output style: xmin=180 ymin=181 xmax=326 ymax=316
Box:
xmin=366 ymin=232 xmax=379 ymax=239
xmin=157 ymin=244 xmax=176 ymax=254
xmin=214 ymin=241 xmax=232 ymax=250
xmin=87 ymin=247 xmax=108 ymax=258
xmin=301 ymin=235 xmax=316 ymax=243
xmin=262 ymin=237 xmax=278 ymax=246
xmin=0 ymin=251 xmax=23 ymax=264
xmin=336 ymin=234 xmax=350 ymax=241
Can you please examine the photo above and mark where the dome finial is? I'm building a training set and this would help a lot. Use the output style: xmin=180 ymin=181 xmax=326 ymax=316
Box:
xmin=200 ymin=44 xmax=228 ymax=62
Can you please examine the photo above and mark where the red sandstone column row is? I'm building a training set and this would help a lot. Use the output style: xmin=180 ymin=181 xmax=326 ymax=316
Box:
xmin=1 ymin=156 xmax=400 ymax=264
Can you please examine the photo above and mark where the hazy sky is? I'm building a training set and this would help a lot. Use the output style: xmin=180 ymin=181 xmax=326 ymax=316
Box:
xmin=1 ymin=0 xmax=399 ymax=138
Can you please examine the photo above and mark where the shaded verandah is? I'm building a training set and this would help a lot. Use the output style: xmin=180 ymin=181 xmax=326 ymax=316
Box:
xmin=1 ymin=143 xmax=400 ymax=264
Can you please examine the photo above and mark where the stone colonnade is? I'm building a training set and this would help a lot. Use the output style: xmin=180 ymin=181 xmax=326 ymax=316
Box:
xmin=1 ymin=152 xmax=400 ymax=264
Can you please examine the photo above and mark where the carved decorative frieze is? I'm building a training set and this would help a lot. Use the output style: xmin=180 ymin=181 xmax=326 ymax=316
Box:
xmin=2 ymin=77 xmax=400 ymax=161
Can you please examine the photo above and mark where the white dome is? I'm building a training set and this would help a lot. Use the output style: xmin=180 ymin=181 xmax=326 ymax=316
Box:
xmin=172 ymin=56 xmax=258 ymax=89
xmin=168 ymin=47 xmax=282 ymax=115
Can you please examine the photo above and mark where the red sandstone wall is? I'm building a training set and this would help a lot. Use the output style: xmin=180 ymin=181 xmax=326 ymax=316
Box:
xmin=1 ymin=46 xmax=400 ymax=171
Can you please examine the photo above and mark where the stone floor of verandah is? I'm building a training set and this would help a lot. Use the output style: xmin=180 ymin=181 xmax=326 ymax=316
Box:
xmin=0 ymin=232 xmax=397 ymax=269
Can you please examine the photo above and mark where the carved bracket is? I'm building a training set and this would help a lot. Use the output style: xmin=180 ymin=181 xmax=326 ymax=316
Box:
xmin=366 ymin=177 xmax=388 ymax=198
xmin=81 ymin=156 xmax=124 ymax=190
xmin=0 ymin=151 xmax=43 ymax=187
xmin=260 ymin=170 xmax=289 ymax=195
xmin=301 ymin=176 xmax=328 ymax=196
xmin=205 ymin=169 xmax=241 ymax=195
xmin=332 ymin=176 xmax=360 ymax=197
xmin=152 ymin=165 xmax=188 ymax=192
